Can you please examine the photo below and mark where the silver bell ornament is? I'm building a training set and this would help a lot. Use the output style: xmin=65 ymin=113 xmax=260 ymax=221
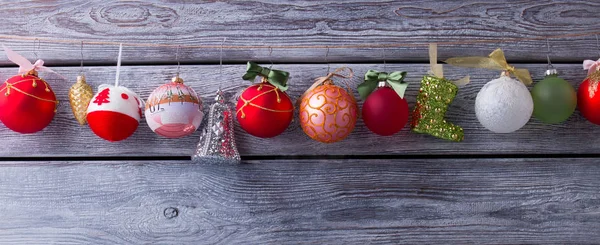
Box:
xmin=192 ymin=89 xmax=240 ymax=164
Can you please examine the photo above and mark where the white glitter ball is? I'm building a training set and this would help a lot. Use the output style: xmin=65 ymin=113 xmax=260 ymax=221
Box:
xmin=475 ymin=76 xmax=533 ymax=133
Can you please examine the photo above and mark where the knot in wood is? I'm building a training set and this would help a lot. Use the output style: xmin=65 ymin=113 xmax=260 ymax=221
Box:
xmin=163 ymin=207 xmax=179 ymax=219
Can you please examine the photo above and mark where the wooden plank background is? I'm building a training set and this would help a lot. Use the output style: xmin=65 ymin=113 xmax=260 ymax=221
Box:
xmin=0 ymin=0 xmax=598 ymax=64
xmin=0 ymin=1 xmax=599 ymax=244
xmin=1 ymin=159 xmax=600 ymax=244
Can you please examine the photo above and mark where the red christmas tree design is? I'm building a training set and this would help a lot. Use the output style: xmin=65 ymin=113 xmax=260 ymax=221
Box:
xmin=93 ymin=88 xmax=111 ymax=105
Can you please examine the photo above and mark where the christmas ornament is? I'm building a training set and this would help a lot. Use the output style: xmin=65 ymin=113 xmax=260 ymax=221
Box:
xmin=578 ymin=58 xmax=600 ymax=125
xmin=145 ymin=76 xmax=203 ymax=138
xmin=532 ymin=69 xmax=576 ymax=124
xmin=69 ymin=75 xmax=93 ymax=125
xmin=87 ymin=44 xmax=142 ymax=142
xmin=236 ymin=62 xmax=293 ymax=138
xmin=192 ymin=89 xmax=240 ymax=164
xmin=446 ymin=48 xmax=533 ymax=133
xmin=0 ymin=45 xmax=59 ymax=134
xmin=87 ymin=85 xmax=142 ymax=142
xmin=412 ymin=44 xmax=468 ymax=141
xmin=358 ymin=70 xmax=409 ymax=136
xmin=299 ymin=67 xmax=358 ymax=143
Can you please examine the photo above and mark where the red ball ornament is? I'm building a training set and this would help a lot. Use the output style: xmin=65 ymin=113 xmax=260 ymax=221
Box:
xmin=578 ymin=74 xmax=600 ymax=125
xmin=0 ymin=72 xmax=58 ymax=134
xmin=236 ymin=81 xmax=294 ymax=138
xmin=362 ymin=87 xmax=409 ymax=136
xmin=87 ymin=85 xmax=142 ymax=142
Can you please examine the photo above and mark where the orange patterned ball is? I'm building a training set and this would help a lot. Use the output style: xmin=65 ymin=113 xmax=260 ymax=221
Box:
xmin=299 ymin=83 xmax=358 ymax=143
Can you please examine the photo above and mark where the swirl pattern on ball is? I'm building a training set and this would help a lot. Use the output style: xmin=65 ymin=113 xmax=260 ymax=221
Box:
xmin=300 ymin=84 xmax=358 ymax=143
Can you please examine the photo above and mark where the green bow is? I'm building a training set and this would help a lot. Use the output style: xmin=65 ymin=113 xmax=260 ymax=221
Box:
xmin=242 ymin=62 xmax=290 ymax=91
xmin=358 ymin=70 xmax=408 ymax=100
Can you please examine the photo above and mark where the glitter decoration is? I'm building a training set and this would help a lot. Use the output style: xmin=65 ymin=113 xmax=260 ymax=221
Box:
xmin=411 ymin=75 xmax=464 ymax=142
xmin=192 ymin=90 xmax=240 ymax=164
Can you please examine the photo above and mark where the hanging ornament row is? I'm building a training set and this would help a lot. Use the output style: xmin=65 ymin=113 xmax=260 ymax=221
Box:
xmin=1 ymin=44 xmax=598 ymax=166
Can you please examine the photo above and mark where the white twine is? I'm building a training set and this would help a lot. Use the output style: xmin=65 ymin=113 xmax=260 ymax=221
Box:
xmin=115 ymin=43 xmax=122 ymax=87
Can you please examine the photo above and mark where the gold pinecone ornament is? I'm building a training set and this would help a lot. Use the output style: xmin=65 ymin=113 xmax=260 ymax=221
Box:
xmin=69 ymin=75 xmax=94 ymax=125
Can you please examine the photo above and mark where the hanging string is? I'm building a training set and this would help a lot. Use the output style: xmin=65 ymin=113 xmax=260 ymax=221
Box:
xmin=1 ymin=31 xmax=599 ymax=50
xmin=80 ymin=41 xmax=84 ymax=75
xmin=325 ymin=46 xmax=330 ymax=74
xmin=175 ymin=45 xmax=181 ymax=78
xmin=115 ymin=43 xmax=122 ymax=87
xmin=219 ymin=37 xmax=226 ymax=90
xmin=546 ymin=39 xmax=554 ymax=71
xmin=33 ymin=38 xmax=40 ymax=60
xmin=596 ymin=34 xmax=600 ymax=57
xmin=267 ymin=46 xmax=273 ymax=69
xmin=219 ymin=38 xmax=225 ymax=77
xmin=382 ymin=47 xmax=387 ymax=72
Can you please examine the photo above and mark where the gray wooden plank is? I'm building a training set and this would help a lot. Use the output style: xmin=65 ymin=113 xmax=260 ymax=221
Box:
xmin=0 ymin=0 xmax=597 ymax=64
xmin=0 ymin=63 xmax=596 ymax=157
xmin=0 ymin=158 xmax=598 ymax=244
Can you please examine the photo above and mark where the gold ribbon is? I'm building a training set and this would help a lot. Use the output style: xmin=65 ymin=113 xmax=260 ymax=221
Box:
xmin=298 ymin=67 xmax=354 ymax=105
xmin=429 ymin=43 xmax=470 ymax=86
xmin=444 ymin=48 xmax=532 ymax=85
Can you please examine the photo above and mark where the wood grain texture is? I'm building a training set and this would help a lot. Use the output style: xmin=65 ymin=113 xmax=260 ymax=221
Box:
xmin=0 ymin=0 xmax=597 ymax=65
xmin=0 ymin=158 xmax=598 ymax=244
xmin=0 ymin=63 xmax=594 ymax=157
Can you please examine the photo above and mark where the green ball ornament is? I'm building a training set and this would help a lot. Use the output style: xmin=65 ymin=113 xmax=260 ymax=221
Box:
xmin=531 ymin=70 xmax=576 ymax=124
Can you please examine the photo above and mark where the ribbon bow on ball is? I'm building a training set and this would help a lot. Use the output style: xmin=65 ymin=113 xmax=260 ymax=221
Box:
xmin=298 ymin=67 xmax=354 ymax=106
xmin=358 ymin=70 xmax=408 ymax=100
xmin=445 ymin=48 xmax=532 ymax=85
xmin=428 ymin=43 xmax=470 ymax=85
xmin=584 ymin=58 xmax=600 ymax=76
xmin=242 ymin=62 xmax=290 ymax=91
xmin=3 ymin=44 xmax=59 ymax=76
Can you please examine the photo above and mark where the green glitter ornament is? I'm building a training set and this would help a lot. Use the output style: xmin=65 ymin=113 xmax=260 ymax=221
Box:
xmin=411 ymin=75 xmax=464 ymax=142
xmin=531 ymin=69 xmax=576 ymax=124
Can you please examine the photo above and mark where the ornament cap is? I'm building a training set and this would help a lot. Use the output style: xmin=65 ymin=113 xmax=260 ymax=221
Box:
xmin=215 ymin=89 xmax=225 ymax=103
xmin=76 ymin=75 xmax=86 ymax=83
xmin=500 ymin=71 xmax=511 ymax=77
xmin=25 ymin=69 xmax=38 ymax=77
xmin=172 ymin=76 xmax=184 ymax=83
xmin=322 ymin=79 xmax=334 ymax=85
xmin=377 ymin=81 xmax=387 ymax=88
xmin=545 ymin=69 xmax=558 ymax=76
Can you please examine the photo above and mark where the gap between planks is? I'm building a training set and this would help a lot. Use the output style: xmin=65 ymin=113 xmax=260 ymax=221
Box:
xmin=3 ymin=153 xmax=600 ymax=163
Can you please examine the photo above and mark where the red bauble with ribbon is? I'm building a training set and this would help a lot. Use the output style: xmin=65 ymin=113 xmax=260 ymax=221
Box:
xmin=358 ymin=70 xmax=409 ymax=136
xmin=0 ymin=45 xmax=60 ymax=134
xmin=236 ymin=81 xmax=294 ymax=138
xmin=236 ymin=62 xmax=294 ymax=138
xmin=0 ymin=72 xmax=58 ymax=134
xmin=578 ymin=71 xmax=600 ymax=125
xmin=579 ymin=59 xmax=600 ymax=125
xmin=362 ymin=87 xmax=409 ymax=136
